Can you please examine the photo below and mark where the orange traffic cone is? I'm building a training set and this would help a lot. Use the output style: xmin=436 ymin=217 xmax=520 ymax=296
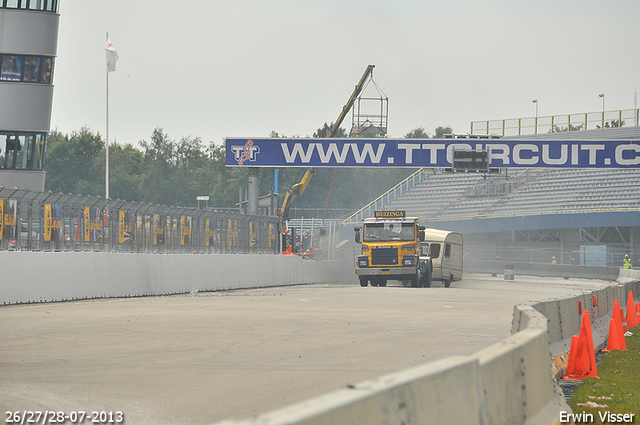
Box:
xmin=612 ymin=301 xmax=627 ymax=350
xmin=564 ymin=310 xmax=598 ymax=380
xmin=627 ymin=292 xmax=639 ymax=329
xmin=603 ymin=317 xmax=626 ymax=352
xmin=621 ymin=308 xmax=629 ymax=333
xmin=565 ymin=335 xmax=578 ymax=375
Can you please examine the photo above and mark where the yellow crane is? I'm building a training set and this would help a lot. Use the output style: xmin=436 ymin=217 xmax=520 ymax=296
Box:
xmin=279 ymin=64 xmax=375 ymax=222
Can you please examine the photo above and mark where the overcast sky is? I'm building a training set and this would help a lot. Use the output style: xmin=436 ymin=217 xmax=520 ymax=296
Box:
xmin=50 ymin=0 xmax=640 ymax=147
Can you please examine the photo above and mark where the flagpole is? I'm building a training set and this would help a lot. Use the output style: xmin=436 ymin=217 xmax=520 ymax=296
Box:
xmin=105 ymin=32 xmax=110 ymax=200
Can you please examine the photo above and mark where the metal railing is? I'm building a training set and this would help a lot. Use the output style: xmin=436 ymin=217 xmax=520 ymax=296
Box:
xmin=471 ymin=108 xmax=640 ymax=137
xmin=341 ymin=168 xmax=427 ymax=225
xmin=466 ymin=242 xmax=638 ymax=268
xmin=0 ymin=187 xmax=281 ymax=254
xmin=286 ymin=218 xmax=341 ymax=261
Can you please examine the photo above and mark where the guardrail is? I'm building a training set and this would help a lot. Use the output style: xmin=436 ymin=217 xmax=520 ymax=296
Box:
xmin=471 ymin=107 xmax=640 ymax=137
xmin=432 ymin=206 xmax=640 ymax=222
xmin=0 ymin=187 xmax=280 ymax=254
xmin=341 ymin=169 xmax=427 ymax=225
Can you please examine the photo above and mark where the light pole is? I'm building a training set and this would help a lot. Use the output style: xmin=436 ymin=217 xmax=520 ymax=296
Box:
xmin=532 ymin=99 xmax=538 ymax=134
xmin=599 ymin=93 xmax=605 ymax=128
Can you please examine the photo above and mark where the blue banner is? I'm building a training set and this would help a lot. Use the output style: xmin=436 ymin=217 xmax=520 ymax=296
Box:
xmin=225 ymin=138 xmax=640 ymax=168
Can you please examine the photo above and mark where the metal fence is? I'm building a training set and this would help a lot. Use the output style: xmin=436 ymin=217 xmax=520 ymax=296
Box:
xmin=341 ymin=168 xmax=428 ymax=225
xmin=466 ymin=242 xmax=638 ymax=268
xmin=0 ymin=188 xmax=282 ymax=254
xmin=470 ymin=108 xmax=640 ymax=137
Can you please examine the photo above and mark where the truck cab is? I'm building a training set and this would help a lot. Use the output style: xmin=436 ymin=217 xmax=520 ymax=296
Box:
xmin=354 ymin=211 xmax=432 ymax=288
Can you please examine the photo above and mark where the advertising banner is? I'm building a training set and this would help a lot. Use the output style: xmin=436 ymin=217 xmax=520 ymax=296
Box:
xmin=44 ymin=204 xmax=63 ymax=243
xmin=227 ymin=219 xmax=237 ymax=247
xmin=225 ymin=138 xmax=640 ymax=168
xmin=153 ymin=214 xmax=165 ymax=245
xmin=180 ymin=216 xmax=192 ymax=246
xmin=0 ymin=199 xmax=4 ymax=239
xmin=206 ymin=219 xmax=215 ymax=247
xmin=118 ymin=211 xmax=134 ymax=245
xmin=269 ymin=223 xmax=275 ymax=248
xmin=3 ymin=200 xmax=17 ymax=241
xmin=84 ymin=207 xmax=101 ymax=243
xmin=249 ymin=222 xmax=257 ymax=248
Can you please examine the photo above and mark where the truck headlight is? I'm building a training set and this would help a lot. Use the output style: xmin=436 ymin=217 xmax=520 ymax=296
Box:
xmin=403 ymin=256 xmax=417 ymax=266
xmin=357 ymin=255 xmax=368 ymax=267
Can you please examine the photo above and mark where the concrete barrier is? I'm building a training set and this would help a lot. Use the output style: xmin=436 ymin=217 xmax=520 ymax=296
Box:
xmin=214 ymin=304 xmax=568 ymax=425
xmin=217 ymin=356 xmax=486 ymax=425
xmin=513 ymin=277 xmax=640 ymax=378
xmin=3 ymin=250 xmax=638 ymax=425
xmin=0 ymin=251 xmax=354 ymax=305
xmin=465 ymin=260 xmax=620 ymax=281
xmin=214 ymin=273 xmax=640 ymax=425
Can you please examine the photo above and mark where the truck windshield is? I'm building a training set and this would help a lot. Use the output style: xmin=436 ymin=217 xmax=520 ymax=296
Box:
xmin=363 ymin=222 xmax=415 ymax=242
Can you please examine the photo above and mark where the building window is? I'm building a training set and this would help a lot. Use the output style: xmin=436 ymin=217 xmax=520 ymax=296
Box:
xmin=23 ymin=56 xmax=40 ymax=82
xmin=0 ymin=54 xmax=54 ymax=84
xmin=1 ymin=55 xmax=21 ymax=81
xmin=1 ymin=0 xmax=58 ymax=12
xmin=0 ymin=132 xmax=46 ymax=170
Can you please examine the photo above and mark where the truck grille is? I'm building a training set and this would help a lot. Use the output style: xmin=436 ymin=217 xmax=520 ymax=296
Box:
xmin=371 ymin=248 xmax=398 ymax=266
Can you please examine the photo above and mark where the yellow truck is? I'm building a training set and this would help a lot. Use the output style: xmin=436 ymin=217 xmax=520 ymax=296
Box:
xmin=355 ymin=211 xmax=463 ymax=288
xmin=354 ymin=211 xmax=432 ymax=288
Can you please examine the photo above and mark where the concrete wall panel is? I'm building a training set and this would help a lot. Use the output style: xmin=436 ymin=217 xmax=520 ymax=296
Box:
xmin=216 ymin=356 xmax=484 ymax=425
xmin=0 ymin=84 xmax=54 ymax=132
xmin=0 ymin=10 xmax=59 ymax=55
xmin=0 ymin=252 xmax=352 ymax=305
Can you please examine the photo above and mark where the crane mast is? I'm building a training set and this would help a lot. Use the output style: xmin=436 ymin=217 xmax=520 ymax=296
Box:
xmin=279 ymin=65 xmax=375 ymax=221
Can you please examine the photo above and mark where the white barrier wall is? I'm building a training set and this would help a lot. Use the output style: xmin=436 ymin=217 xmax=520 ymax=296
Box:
xmin=214 ymin=305 xmax=568 ymax=425
xmin=0 ymin=252 xmax=353 ymax=305
xmin=215 ymin=275 xmax=640 ymax=425
xmin=3 ymin=251 xmax=638 ymax=425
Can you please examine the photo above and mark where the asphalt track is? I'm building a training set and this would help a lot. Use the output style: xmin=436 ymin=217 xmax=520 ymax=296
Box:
xmin=0 ymin=273 xmax=611 ymax=424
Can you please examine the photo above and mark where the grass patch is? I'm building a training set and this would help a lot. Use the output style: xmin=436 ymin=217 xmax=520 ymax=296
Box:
xmin=568 ymin=331 xmax=640 ymax=422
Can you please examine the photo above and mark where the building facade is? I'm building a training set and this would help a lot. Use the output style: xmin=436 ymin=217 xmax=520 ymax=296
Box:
xmin=0 ymin=0 xmax=59 ymax=191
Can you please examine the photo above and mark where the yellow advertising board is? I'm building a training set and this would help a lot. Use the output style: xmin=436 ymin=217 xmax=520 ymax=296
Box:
xmin=84 ymin=207 xmax=91 ymax=242
xmin=205 ymin=219 xmax=215 ymax=247
xmin=118 ymin=211 xmax=125 ymax=244
xmin=180 ymin=216 xmax=191 ymax=246
xmin=44 ymin=204 xmax=52 ymax=241
xmin=227 ymin=219 xmax=238 ymax=247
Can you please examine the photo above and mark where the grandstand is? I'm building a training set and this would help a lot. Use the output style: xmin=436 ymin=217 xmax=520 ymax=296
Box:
xmin=343 ymin=126 xmax=640 ymax=268
xmin=377 ymin=167 xmax=640 ymax=221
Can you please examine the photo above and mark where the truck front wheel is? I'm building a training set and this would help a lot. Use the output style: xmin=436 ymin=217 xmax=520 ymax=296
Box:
xmin=420 ymin=268 xmax=431 ymax=288
xmin=359 ymin=277 xmax=368 ymax=287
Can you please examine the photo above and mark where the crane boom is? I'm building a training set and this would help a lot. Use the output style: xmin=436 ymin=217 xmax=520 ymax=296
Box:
xmin=280 ymin=65 xmax=375 ymax=220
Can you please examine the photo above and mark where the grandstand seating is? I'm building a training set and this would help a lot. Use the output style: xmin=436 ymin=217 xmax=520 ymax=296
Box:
xmin=382 ymin=168 xmax=640 ymax=222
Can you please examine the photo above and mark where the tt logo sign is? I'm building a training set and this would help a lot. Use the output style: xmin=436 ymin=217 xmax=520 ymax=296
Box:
xmin=231 ymin=140 xmax=260 ymax=165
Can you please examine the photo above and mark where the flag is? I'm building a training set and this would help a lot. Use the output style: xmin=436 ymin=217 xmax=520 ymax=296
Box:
xmin=106 ymin=38 xmax=119 ymax=73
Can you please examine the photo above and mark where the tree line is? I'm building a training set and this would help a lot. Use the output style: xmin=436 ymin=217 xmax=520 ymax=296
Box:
xmin=44 ymin=125 xmax=452 ymax=217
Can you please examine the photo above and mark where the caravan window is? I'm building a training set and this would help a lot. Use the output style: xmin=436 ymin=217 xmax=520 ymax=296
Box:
xmin=445 ymin=243 xmax=452 ymax=258
xmin=429 ymin=243 xmax=441 ymax=258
